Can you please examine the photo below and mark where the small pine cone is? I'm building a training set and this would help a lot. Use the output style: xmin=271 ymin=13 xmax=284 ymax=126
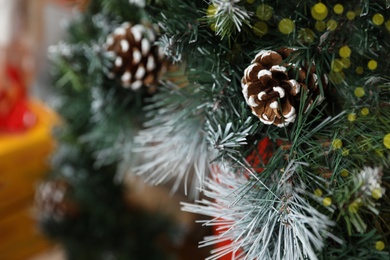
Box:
xmin=242 ymin=49 xmax=325 ymax=127
xmin=105 ymin=22 xmax=165 ymax=90
xmin=35 ymin=179 xmax=79 ymax=222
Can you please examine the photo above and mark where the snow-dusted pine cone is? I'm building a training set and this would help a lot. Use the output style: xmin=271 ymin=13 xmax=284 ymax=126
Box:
xmin=242 ymin=49 xmax=325 ymax=127
xmin=35 ymin=179 xmax=79 ymax=222
xmin=105 ymin=22 xmax=165 ymax=90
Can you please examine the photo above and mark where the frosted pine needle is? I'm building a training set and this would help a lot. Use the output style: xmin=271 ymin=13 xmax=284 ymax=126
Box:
xmin=209 ymin=0 xmax=251 ymax=38
xmin=133 ymin=82 xmax=212 ymax=198
xmin=182 ymin=161 xmax=337 ymax=260
xmin=355 ymin=167 xmax=385 ymax=200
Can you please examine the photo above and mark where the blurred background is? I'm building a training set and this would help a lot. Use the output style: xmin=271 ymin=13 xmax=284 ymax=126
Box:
xmin=0 ymin=1 xmax=71 ymax=258
xmin=0 ymin=1 xmax=211 ymax=259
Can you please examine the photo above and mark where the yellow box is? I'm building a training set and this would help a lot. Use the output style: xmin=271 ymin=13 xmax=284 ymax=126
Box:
xmin=0 ymin=100 xmax=58 ymax=259
xmin=0 ymin=100 xmax=58 ymax=212
xmin=0 ymin=207 xmax=53 ymax=260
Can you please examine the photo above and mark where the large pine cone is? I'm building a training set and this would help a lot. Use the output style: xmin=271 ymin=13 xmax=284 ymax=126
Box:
xmin=35 ymin=179 xmax=79 ymax=222
xmin=242 ymin=49 xmax=325 ymax=127
xmin=105 ymin=22 xmax=165 ymax=90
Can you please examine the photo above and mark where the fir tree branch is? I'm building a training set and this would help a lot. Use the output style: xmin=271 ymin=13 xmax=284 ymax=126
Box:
xmin=133 ymin=81 xmax=212 ymax=198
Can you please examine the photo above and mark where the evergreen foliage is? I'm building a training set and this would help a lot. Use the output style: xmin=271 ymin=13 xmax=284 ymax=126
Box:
xmin=44 ymin=0 xmax=390 ymax=259
xmin=40 ymin=1 xmax=178 ymax=258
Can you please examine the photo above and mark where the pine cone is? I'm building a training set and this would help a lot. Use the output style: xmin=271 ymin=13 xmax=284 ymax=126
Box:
xmin=35 ymin=179 xmax=79 ymax=222
xmin=242 ymin=49 xmax=325 ymax=127
xmin=105 ymin=22 xmax=165 ymax=90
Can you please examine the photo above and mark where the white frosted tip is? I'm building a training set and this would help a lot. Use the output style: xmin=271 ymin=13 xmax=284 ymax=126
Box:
xmin=242 ymin=84 xmax=249 ymax=100
xmin=114 ymin=27 xmax=126 ymax=36
xmin=258 ymin=69 xmax=272 ymax=79
xmin=121 ymin=71 xmax=132 ymax=82
xmin=270 ymin=65 xmax=287 ymax=72
xmin=283 ymin=106 xmax=296 ymax=119
xmin=141 ymin=38 xmax=150 ymax=55
xmin=248 ymin=96 xmax=258 ymax=107
xmin=270 ymin=101 xmax=278 ymax=109
xmin=122 ymin=22 xmax=131 ymax=28
xmin=312 ymin=73 xmax=318 ymax=84
xmin=133 ymin=49 xmax=142 ymax=63
xmin=115 ymin=57 xmax=123 ymax=67
xmin=135 ymin=66 xmax=145 ymax=79
xmin=273 ymin=86 xmax=285 ymax=98
xmin=258 ymin=91 xmax=266 ymax=101
xmin=131 ymin=24 xmax=145 ymax=42
xmin=131 ymin=80 xmax=143 ymax=90
xmin=260 ymin=114 xmax=275 ymax=125
xmin=106 ymin=36 xmax=114 ymax=46
xmin=146 ymin=55 xmax=155 ymax=71
xmin=120 ymin=39 xmax=130 ymax=52
xmin=261 ymin=50 xmax=278 ymax=59
xmin=245 ymin=64 xmax=257 ymax=78
xmin=252 ymin=50 xmax=268 ymax=62
xmin=288 ymin=79 xmax=300 ymax=94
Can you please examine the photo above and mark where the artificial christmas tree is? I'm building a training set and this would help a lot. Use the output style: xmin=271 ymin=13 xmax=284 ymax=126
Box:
xmin=41 ymin=0 xmax=389 ymax=259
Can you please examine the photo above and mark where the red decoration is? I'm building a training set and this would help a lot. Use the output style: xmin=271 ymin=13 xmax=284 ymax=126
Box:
xmin=212 ymin=223 xmax=242 ymax=259
xmin=0 ymin=65 xmax=36 ymax=133
xmin=212 ymin=137 xmax=278 ymax=259
xmin=246 ymin=137 xmax=279 ymax=173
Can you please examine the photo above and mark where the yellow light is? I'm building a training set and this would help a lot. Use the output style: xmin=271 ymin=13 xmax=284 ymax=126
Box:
xmin=348 ymin=113 xmax=356 ymax=122
xmin=314 ymin=188 xmax=323 ymax=197
xmin=342 ymin=148 xmax=349 ymax=156
xmin=298 ymin=28 xmax=315 ymax=44
xmin=207 ymin=4 xmax=217 ymax=17
xmin=253 ymin=21 xmax=268 ymax=36
xmin=314 ymin=3 xmax=327 ymax=13
xmin=311 ymin=3 xmax=328 ymax=21
xmin=328 ymin=71 xmax=345 ymax=84
xmin=332 ymin=59 xmax=344 ymax=72
xmin=372 ymin=13 xmax=384 ymax=26
xmin=386 ymin=20 xmax=390 ymax=32
xmin=278 ymin=18 xmax=295 ymax=34
xmin=210 ymin=23 xmax=216 ymax=31
xmin=368 ymin=60 xmax=378 ymax=70
xmin=341 ymin=58 xmax=351 ymax=68
xmin=327 ymin=19 xmax=338 ymax=30
xmin=355 ymin=66 xmax=364 ymax=74
xmin=332 ymin=138 xmax=342 ymax=149
xmin=372 ymin=188 xmax=383 ymax=200
xmin=340 ymin=169 xmax=349 ymax=177
xmin=375 ymin=241 xmax=385 ymax=251
xmin=348 ymin=201 xmax=359 ymax=213
xmin=323 ymin=197 xmax=332 ymax=206
xmin=333 ymin=4 xmax=344 ymax=14
xmin=376 ymin=149 xmax=384 ymax=157
xmin=384 ymin=133 xmax=390 ymax=149
xmin=354 ymin=87 xmax=365 ymax=98
xmin=346 ymin=11 xmax=356 ymax=20
xmin=315 ymin=20 xmax=326 ymax=31
xmin=360 ymin=107 xmax=369 ymax=116
xmin=339 ymin=45 xmax=351 ymax=58
xmin=256 ymin=4 xmax=273 ymax=21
